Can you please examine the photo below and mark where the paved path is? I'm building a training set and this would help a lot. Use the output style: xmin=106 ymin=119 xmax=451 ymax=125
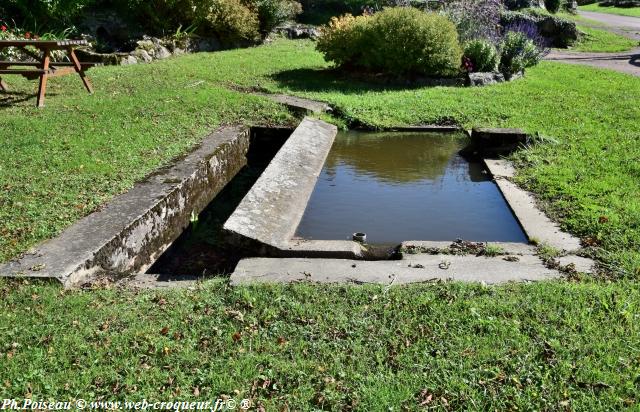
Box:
xmin=580 ymin=11 xmax=640 ymax=40
xmin=545 ymin=11 xmax=640 ymax=76
xmin=546 ymin=47 xmax=640 ymax=76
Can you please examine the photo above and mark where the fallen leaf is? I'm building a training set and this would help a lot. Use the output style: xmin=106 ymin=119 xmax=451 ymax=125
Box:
xmin=160 ymin=327 xmax=169 ymax=336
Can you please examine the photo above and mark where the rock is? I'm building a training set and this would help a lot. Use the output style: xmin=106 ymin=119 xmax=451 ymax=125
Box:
xmin=467 ymin=72 xmax=505 ymax=86
xmin=136 ymin=39 xmax=156 ymax=54
xmin=133 ymin=49 xmax=153 ymax=63
xmin=155 ymin=45 xmax=172 ymax=59
xmin=120 ymin=55 xmax=138 ymax=65
xmin=468 ymin=127 xmax=530 ymax=156
xmin=75 ymin=48 xmax=133 ymax=65
xmin=504 ymin=70 xmax=524 ymax=81
xmin=565 ymin=0 xmax=578 ymax=12
xmin=271 ymin=23 xmax=320 ymax=40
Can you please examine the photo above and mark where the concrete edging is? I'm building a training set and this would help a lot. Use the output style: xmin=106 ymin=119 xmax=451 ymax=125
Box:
xmin=230 ymin=255 xmax=560 ymax=285
xmin=483 ymin=158 xmax=582 ymax=252
xmin=0 ymin=127 xmax=251 ymax=287
xmin=223 ymin=117 xmax=367 ymax=258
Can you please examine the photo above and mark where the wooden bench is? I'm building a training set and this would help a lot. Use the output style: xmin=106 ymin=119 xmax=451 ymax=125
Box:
xmin=0 ymin=40 xmax=100 ymax=107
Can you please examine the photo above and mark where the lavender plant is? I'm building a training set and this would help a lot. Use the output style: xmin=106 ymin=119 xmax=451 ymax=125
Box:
xmin=503 ymin=18 xmax=550 ymax=53
xmin=441 ymin=0 xmax=502 ymax=43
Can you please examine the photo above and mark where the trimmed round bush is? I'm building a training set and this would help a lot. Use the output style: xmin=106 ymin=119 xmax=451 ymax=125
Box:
xmin=463 ymin=39 xmax=499 ymax=72
xmin=317 ymin=7 xmax=463 ymax=77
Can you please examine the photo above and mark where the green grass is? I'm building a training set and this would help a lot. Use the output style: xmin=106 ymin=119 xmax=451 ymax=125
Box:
xmin=573 ymin=25 xmax=639 ymax=51
xmin=245 ymin=41 xmax=640 ymax=278
xmin=1 ymin=278 xmax=639 ymax=409
xmin=1 ymin=39 xmax=640 ymax=408
xmin=1 ymin=39 xmax=640 ymax=277
xmin=579 ymin=3 xmax=640 ymax=17
xmin=0 ymin=49 xmax=297 ymax=263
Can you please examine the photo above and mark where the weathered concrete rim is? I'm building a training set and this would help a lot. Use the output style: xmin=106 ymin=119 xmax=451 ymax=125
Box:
xmin=483 ymin=158 xmax=582 ymax=252
xmin=0 ymin=126 xmax=251 ymax=287
xmin=223 ymin=117 xmax=369 ymax=257
xmin=230 ymin=255 xmax=561 ymax=286
xmin=254 ymin=92 xmax=332 ymax=114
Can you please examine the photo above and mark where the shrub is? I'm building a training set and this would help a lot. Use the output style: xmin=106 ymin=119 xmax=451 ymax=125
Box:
xmin=544 ymin=0 xmax=562 ymax=12
xmin=463 ymin=39 xmax=499 ymax=72
xmin=248 ymin=0 xmax=303 ymax=34
xmin=441 ymin=0 xmax=502 ymax=43
xmin=191 ymin=0 xmax=261 ymax=42
xmin=2 ymin=0 xmax=96 ymax=28
xmin=316 ymin=14 xmax=370 ymax=68
xmin=317 ymin=7 xmax=463 ymax=77
xmin=500 ymin=10 xmax=578 ymax=47
xmin=499 ymin=31 xmax=543 ymax=77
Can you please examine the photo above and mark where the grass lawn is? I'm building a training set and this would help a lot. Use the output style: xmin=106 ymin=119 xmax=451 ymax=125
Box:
xmin=1 ymin=39 xmax=640 ymax=407
xmin=579 ymin=3 xmax=640 ymax=17
xmin=1 ymin=40 xmax=639 ymax=276
xmin=1 ymin=278 xmax=639 ymax=409
xmin=573 ymin=25 xmax=639 ymax=51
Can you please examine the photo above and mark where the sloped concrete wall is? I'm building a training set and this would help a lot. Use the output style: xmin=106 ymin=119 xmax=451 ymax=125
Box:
xmin=0 ymin=127 xmax=250 ymax=287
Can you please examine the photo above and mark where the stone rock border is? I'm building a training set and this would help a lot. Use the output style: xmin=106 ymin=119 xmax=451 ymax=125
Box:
xmin=76 ymin=35 xmax=222 ymax=66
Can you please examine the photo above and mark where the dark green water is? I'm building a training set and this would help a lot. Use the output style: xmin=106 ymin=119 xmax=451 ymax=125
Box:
xmin=295 ymin=131 xmax=527 ymax=244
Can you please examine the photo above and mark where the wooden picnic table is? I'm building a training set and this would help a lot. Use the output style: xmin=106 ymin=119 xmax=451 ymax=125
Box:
xmin=0 ymin=39 xmax=97 ymax=107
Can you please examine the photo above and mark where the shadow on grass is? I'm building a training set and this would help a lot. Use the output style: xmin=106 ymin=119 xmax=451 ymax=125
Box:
xmin=270 ymin=67 xmax=465 ymax=94
xmin=0 ymin=91 xmax=37 ymax=108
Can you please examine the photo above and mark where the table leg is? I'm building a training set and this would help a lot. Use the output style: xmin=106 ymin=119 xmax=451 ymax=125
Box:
xmin=0 ymin=77 xmax=8 ymax=92
xmin=68 ymin=48 xmax=93 ymax=94
xmin=37 ymin=49 xmax=51 ymax=108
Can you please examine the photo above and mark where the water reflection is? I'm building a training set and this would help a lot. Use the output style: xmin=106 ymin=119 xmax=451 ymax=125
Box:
xmin=295 ymin=131 xmax=527 ymax=244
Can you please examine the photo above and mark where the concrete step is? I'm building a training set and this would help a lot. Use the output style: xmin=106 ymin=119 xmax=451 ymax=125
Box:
xmin=230 ymin=254 xmax=562 ymax=286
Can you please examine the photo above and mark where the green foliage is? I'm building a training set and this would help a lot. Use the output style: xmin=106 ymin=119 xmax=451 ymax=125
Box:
xmin=191 ymin=0 xmax=261 ymax=42
xmin=463 ymin=39 xmax=499 ymax=72
xmin=545 ymin=0 xmax=562 ymax=12
xmin=1 ymin=0 xmax=301 ymax=42
xmin=2 ymin=0 xmax=95 ymax=28
xmin=500 ymin=9 xmax=579 ymax=47
xmin=249 ymin=0 xmax=302 ymax=34
xmin=317 ymin=7 xmax=463 ymax=77
xmin=483 ymin=244 xmax=505 ymax=256
xmin=499 ymin=31 xmax=542 ymax=76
